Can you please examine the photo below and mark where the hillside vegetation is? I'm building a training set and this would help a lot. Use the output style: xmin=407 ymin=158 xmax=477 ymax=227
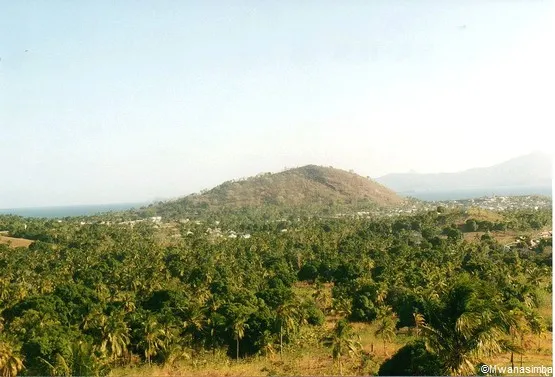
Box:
xmin=138 ymin=165 xmax=404 ymax=219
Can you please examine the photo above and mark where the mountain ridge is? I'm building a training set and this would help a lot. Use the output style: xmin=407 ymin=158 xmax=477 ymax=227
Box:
xmin=375 ymin=152 xmax=553 ymax=194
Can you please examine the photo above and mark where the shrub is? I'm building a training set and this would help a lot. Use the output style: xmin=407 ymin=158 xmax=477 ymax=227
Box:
xmin=378 ymin=339 xmax=443 ymax=376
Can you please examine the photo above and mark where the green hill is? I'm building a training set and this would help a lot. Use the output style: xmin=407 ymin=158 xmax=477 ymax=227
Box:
xmin=139 ymin=165 xmax=405 ymax=219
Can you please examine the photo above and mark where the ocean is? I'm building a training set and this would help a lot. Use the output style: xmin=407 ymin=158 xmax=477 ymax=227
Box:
xmin=0 ymin=202 xmax=148 ymax=218
xmin=1 ymin=186 xmax=552 ymax=218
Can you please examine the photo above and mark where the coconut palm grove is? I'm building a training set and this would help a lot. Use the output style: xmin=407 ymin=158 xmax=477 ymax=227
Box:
xmin=0 ymin=166 xmax=552 ymax=376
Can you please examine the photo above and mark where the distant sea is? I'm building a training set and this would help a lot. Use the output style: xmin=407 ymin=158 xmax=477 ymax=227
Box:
xmin=1 ymin=185 xmax=552 ymax=218
xmin=400 ymin=185 xmax=553 ymax=201
xmin=0 ymin=202 xmax=148 ymax=218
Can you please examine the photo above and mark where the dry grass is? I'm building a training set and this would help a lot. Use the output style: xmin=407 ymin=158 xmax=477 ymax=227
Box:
xmin=462 ymin=228 xmax=547 ymax=245
xmin=111 ymin=324 xmax=553 ymax=377
xmin=466 ymin=207 xmax=505 ymax=223
xmin=0 ymin=235 xmax=33 ymax=248
xmin=486 ymin=330 xmax=554 ymax=368
xmin=110 ymin=324 xmax=552 ymax=377
xmin=110 ymin=350 xmax=338 ymax=377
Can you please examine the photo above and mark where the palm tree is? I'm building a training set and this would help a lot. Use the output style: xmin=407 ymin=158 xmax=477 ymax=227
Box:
xmin=99 ymin=314 xmax=131 ymax=366
xmin=139 ymin=317 xmax=165 ymax=365
xmin=504 ymin=307 xmax=528 ymax=369
xmin=527 ymin=312 xmax=546 ymax=350
xmin=82 ymin=306 xmax=106 ymax=331
xmin=421 ymin=276 xmax=509 ymax=375
xmin=322 ymin=319 xmax=362 ymax=376
xmin=39 ymin=353 xmax=70 ymax=377
xmin=70 ymin=341 xmax=109 ymax=377
xmin=276 ymin=301 xmax=299 ymax=357
xmin=375 ymin=285 xmax=388 ymax=306
xmin=110 ymin=291 xmax=136 ymax=313
xmin=0 ymin=340 xmax=24 ymax=377
xmin=261 ymin=335 xmax=278 ymax=361
xmin=374 ymin=308 xmax=398 ymax=356
xmin=183 ymin=304 xmax=206 ymax=336
xmin=312 ymin=283 xmax=332 ymax=313
xmin=159 ymin=344 xmax=190 ymax=368
xmin=205 ymin=312 xmax=225 ymax=355
xmin=229 ymin=315 xmax=249 ymax=361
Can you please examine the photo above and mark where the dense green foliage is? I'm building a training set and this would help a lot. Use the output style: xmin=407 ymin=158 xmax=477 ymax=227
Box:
xmin=0 ymin=205 xmax=552 ymax=376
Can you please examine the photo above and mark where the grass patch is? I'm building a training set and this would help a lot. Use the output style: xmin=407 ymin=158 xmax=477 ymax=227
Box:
xmin=0 ymin=235 xmax=33 ymax=248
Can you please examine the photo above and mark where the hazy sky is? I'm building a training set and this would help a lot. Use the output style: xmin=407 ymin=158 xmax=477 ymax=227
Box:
xmin=1 ymin=1 xmax=554 ymax=207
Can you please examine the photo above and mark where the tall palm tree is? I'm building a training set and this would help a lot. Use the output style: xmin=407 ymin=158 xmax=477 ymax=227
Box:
xmin=421 ymin=276 xmax=509 ymax=375
xmin=504 ymin=307 xmax=528 ymax=369
xmin=322 ymin=319 xmax=362 ymax=376
xmin=229 ymin=315 xmax=249 ymax=361
xmin=374 ymin=308 xmax=398 ymax=356
xmin=276 ymin=301 xmax=299 ymax=357
xmin=205 ymin=312 xmax=225 ymax=355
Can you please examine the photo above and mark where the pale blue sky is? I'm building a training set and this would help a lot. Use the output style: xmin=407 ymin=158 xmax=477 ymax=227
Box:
xmin=1 ymin=1 xmax=553 ymax=207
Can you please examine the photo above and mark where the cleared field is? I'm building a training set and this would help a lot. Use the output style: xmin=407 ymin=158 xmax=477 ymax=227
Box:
xmin=463 ymin=228 xmax=552 ymax=245
xmin=0 ymin=235 xmax=33 ymax=248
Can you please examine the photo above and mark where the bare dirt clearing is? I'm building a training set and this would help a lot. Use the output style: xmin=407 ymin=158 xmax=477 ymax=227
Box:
xmin=0 ymin=235 xmax=33 ymax=248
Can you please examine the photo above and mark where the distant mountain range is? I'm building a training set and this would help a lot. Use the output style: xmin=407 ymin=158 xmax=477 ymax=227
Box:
xmin=375 ymin=152 xmax=553 ymax=200
xmin=142 ymin=165 xmax=405 ymax=219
